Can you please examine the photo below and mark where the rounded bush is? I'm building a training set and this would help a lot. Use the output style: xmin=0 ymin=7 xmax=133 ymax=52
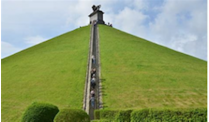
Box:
xmin=54 ymin=109 xmax=90 ymax=122
xmin=21 ymin=102 xmax=59 ymax=122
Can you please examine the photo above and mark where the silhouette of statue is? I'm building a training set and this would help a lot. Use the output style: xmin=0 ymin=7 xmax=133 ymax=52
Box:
xmin=92 ymin=5 xmax=101 ymax=12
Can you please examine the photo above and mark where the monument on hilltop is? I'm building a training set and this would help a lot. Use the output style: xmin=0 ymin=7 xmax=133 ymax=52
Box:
xmin=89 ymin=5 xmax=105 ymax=24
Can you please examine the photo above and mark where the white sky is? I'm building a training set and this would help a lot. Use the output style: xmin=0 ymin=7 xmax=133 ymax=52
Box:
xmin=1 ymin=0 xmax=208 ymax=60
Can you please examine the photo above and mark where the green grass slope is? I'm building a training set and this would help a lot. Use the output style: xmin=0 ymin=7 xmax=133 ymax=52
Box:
xmin=1 ymin=26 xmax=90 ymax=122
xmin=99 ymin=25 xmax=207 ymax=110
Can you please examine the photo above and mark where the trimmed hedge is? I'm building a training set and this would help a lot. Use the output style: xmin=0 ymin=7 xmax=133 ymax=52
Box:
xmin=131 ymin=108 xmax=207 ymax=122
xmin=95 ymin=108 xmax=207 ymax=122
xmin=100 ymin=109 xmax=119 ymax=120
xmin=91 ymin=120 xmax=100 ymax=122
xmin=54 ymin=109 xmax=90 ymax=122
xmin=115 ymin=110 xmax=133 ymax=122
xmin=94 ymin=109 xmax=101 ymax=120
xmin=130 ymin=109 xmax=149 ymax=122
xmin=91 ymin=120 xmax=109 ymax=122
xmin=21 ymin=102 xmax=59 ymax=122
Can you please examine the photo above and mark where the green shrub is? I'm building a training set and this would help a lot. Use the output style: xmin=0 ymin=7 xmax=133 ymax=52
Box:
xmin=131 ymin=108 xmax=207 ymax=122
xmin=182 ymin=108 xmax=207 ymax=122
xmin=94 ymin=109 xmax=101 ymax=120
xmin=130 ymin=109 xmax=149 ymax=122
xmin=115 ymin=110 xmax=132 ymax=122
xmin=91 ymin=119 xmax=109 ymax=122
xmin=21 ymin=102 xmax=59 ymax=122
xmin=54 ymin=109 xmax=90 ymax=122
xmin=100 ymin=109 xmax=119 ymax=120
xmin=94 ymin=108 xmax=206 ymax=122
xmin=91 ymin=120 xmax=100 ymax=122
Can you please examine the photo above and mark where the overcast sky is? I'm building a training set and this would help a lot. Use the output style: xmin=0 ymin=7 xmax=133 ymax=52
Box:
xmin=1 ymin=0 xmax=207 ymax=60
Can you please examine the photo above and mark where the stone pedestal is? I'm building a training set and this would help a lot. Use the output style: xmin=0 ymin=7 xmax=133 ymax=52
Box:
xmin=89 ymin=10 xmax=105 ymax=24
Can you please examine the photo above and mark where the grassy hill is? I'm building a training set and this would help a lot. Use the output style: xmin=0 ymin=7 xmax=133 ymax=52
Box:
xmin=99 ymin=24 xmax=207 ymax=110
xmin=1 ymin=26 xmax=90 ymax=121
xmin=2 ymin=24 xmax=207 ymax=121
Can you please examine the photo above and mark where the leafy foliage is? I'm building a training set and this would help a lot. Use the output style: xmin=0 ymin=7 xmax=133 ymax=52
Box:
xmin=130 ymin=108 xmax=207 ymax=122
xmin=100 ymin=109 xmax=120 ymax=121
xmin=94 ymin=108 xmax=206 ymax=122
xmin=21 ymin=102 xmax=59 ymax=122
xmin=54 ymin=109 xmax=90 ymax=122
xmin=94 ymin=109 xmax=101 ymax=119
xmin=115 ymin=110 xmax=133 ymax=122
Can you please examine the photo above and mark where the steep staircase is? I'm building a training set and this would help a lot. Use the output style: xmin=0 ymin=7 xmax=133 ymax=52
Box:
xmin=83 ymin=24 xmax=102 ymax=120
